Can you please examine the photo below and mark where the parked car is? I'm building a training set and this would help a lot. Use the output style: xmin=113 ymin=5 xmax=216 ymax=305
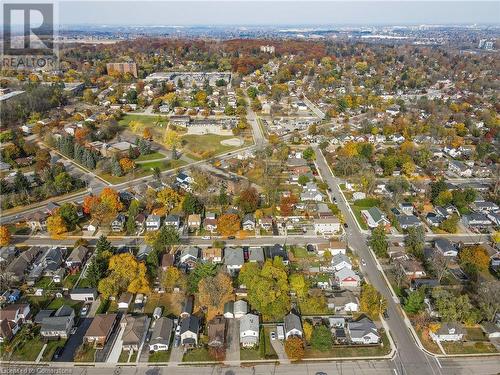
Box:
xmin=228 ymin=236 xmax=236 ymax=240
xmin=202 ymin=236 xmax=211 ymax=240
xmin=343 ymin=223 xmax=348 ymax=228
xmin=361 ymin=258 xmax=366 ymax=267
xmin=175 ymin=324 xmax=181 ymax=336
xmin=270 ymin=331 xmax=276 ymax=340
xmin=53 ymin=347 xmax=64 ymax=360
xmin=80 ymin=305 xmax=89 ymax=316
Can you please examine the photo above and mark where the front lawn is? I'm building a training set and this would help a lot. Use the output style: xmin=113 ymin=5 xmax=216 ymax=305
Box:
xmin=74 ymin=344 xmax=96 ymax=362
xmin=304 ymin=331 xmax=391 ymax=358
xmin=466 ymin=327 xmax=489 ymax=341
xmin=41 ymin=339 xmax=67 ymax=361
xmin=148 ymin=349 xmax=171 ymax=362
xmin=7 ymin=328 xmax=44 ymax=361
xmin=182 ymin=347 xmax=212 ymax=362
xmin=240 ymin=347 xmax=261 ymax=361
xmin=46 ymin=297 xmax=83 ymax=312
xmin=136 ymin=152 xmax=166 ymax=162
xmin=442 ymin=341 xmax=498 ymax=354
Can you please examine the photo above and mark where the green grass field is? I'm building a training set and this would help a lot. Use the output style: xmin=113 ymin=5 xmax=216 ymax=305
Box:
xmin=181 ymin=134 xmax=249 ymax=160
xmin=148 ymin=350 xmax=171 ymax=362
xmin=136 ymin=152 xmax=166 ymax=162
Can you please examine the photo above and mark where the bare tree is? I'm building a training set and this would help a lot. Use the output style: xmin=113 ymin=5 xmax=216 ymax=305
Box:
xmin=475 ymin=280 xmax=500 ymax=322
xmin=430 ymin=252 xmax=449 ymax=283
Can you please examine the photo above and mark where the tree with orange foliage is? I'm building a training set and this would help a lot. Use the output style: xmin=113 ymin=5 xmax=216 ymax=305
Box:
xmin=284 ymin=337 xmax=305 ymax=360
xmin=217 ymin=214 xmax=241 ymax=236
xmin=74 ymin=128 xmax=90 ymax=143
xmin=280 ymin=194 xmax=298 ymax=216
xmin=83 ymin=188 xmax=123 ymax=224
xmin=47 ymin=215 xmax=67 ymax=239
xmin=119 ymin=157 xmax=135 ymax=173
xmin=143 ymin=127 xmax=153 ymax=140
xmin=0 ymin=226 xmax=11 ymax=246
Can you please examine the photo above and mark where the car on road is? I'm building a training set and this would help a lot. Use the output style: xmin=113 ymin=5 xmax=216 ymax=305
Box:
xmin=270 ymin=331 xmax=276 ymax=340
xmin=343 ymin=223 xmax=348 ymax=228
xmin=227 ymin=236 xmax=236 ymax=240
xmin=383 ymin=310 xmax=389 ymax=319
xmin=361 ymin=258 xmax=366 ymax=267
xmin=175 ymin=325 xmax=181 ymax=336
xmin=201 ymin=236 xmax=211 ymax=240
xmin=315 ymin=372 xmax=327 ymax=375
xmin=80 ymin=305 xmax=89 ymax=316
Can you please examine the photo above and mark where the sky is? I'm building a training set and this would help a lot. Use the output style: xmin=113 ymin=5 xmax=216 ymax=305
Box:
xmin=56 ymin=1 xmax=500 ymax=26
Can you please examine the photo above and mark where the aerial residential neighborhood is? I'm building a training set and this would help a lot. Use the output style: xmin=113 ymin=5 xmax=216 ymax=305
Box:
xmin=0 ymin=2 xmax=499 ymax=375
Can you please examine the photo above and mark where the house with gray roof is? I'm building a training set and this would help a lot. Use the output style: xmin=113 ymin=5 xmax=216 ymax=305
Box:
xmin=121 ymin=315 xmax=149 ymax=351
xmin=248 ymin=246 xmax=264 ymax=263
xmin=180 ymin=315 xmax=200 ymax=348
xmin=240 ymin=313 xmax=259 ymax=347
xmin=430 ymin=322 xmax=465 ymax=342
xmin=284 ymin=312 xmax=303 ymax=339
xmin=397 ymin=214 xmax=421 ymax=230
xmin=149 ymin=317 xmax=173 ymax=352
xmin=434 ymin=238 xmax=458 ymax=257
xmin=242 ymin=213 xmax=256 ymax=231
xmin=146 ymin=214 xmax=162 ymax=231
xmin=224 ymin=247 xmax=244 ymax=274
xmin=65 ymin=245 xmax=89 ymax=270
xmin=40 ymin=305 xmax=75 ymax=339
xmin=347 ymin=317 xmax=380 ymax=344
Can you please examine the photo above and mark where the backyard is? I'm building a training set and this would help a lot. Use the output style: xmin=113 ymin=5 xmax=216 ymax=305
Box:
xmin=181 ymin=134 xmax=250 ymax=160
xmin=350 ymin=198 xmax=381 ymax=231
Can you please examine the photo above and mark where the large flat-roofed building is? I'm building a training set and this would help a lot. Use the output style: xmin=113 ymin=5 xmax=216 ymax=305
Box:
xmin=106 ymin=63 xmax=138 ymax=78
xmin=145 ymin=71 xmax=231 ymax=87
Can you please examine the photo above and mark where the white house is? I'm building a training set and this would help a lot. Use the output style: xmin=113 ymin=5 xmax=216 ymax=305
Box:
xmin=314 ymin=217 xmax=341 ymax=235
xmin=347 ymin=317 xmax=380 ymax=344
xmin=240 ymin=313 xmax=259 ymax=347
xmin=430 ymin=323 xmax=465 ymax=342
xmin=332 ymin=253 xmax=352 ymax=271
xmin=361 ymin=207 xmax=389 ymax=229
xmin=335 ymin=268 xmax=361 ymax=288
xmin=146 ymin=215 xmax=162 ymax=231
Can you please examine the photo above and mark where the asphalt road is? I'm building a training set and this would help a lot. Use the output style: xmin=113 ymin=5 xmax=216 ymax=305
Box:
xmin=3 ymin=356 xmax=500 ymax=375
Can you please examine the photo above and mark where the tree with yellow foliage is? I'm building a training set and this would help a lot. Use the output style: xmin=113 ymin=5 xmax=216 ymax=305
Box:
xmin=459 ymin=246 xmax=490 ymax=273
xmin=0 ymin=226 xmax=11 ymax=246
xmin=98 ymin=253 xmax=151 ymax=299
xmin=217 ymin=214 xmax=241 ymax=236
xmin=156 ymin=188 xmax=182 ymax=212
xmin=47 ymin=215 xmax=67 ymax=239
xmin=339 ymin=141 xmax=359 ymax=157
xmin=128 ymin=120 xmax=144 ymax=133
xmin=164 ymin=129 xmax=180 ymax=149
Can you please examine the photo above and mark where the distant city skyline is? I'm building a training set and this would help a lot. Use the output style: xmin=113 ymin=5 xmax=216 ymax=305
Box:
xmin=57 ymin=1 xmax=500 ymax=26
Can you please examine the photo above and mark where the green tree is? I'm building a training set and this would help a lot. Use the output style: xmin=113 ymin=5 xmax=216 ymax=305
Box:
xmin=298 ymin=175 xmax=309 ymax=186
xmin=188 ymin=262 xmax=218 ymax=293
xmin=405 ymin=226 xmax=425 ymax=259
xmin=58 ymin=203 xmax=79 ymax=230
xmin=404 ymin=288 xmax=425 ymax=314
xmin=182 ymin=193 xmax=203 ymax=215
xmin=302 ymin=147 xmax=315 ymax=160
xmin=438 ymin=214 xmax=459 ymax=233
xmin=239 ymin=258 xmax=290 ymax=320
xmin=369 ymin=225 xmax=388 ymax=258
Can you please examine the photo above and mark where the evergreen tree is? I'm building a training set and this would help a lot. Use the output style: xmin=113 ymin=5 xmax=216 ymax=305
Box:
xmin=111 ymin=157 xmax=122 ymax=176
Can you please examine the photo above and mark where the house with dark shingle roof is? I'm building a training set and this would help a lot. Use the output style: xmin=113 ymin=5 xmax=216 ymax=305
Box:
xmin=84 ymin=313 xmax=118 ymax=348
xmin=149 ymin=317 xmax=173 ymax=352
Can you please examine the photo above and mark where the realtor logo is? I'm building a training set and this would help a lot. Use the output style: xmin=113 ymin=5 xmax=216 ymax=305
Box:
xmin=2 ymin=2 xmax=57 ymax=69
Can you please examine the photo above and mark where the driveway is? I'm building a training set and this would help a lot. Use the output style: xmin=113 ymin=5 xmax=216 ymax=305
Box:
xmin=225 ymin=318 xmax=240 ymax=361
xmin=106 ymin=323 xmax=126 ymax=363
xmin=56 ymin=317 xmax=92 ymax=362
xmin=169 ymin=339 xmax=184 ymax=364
xmin=269 ymin=337 xmax=289 ymax=363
